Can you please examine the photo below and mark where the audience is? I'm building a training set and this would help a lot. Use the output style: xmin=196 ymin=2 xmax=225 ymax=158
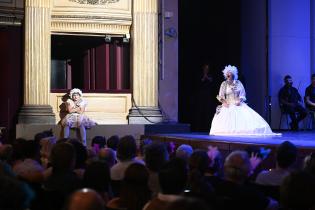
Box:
xmin=110 ymin=135 xmax=141 ymax=181
xmin=83 ymin=161 xmax=111 ymax=203
xmin=66 ymin=188 xmax=105 ymax=210
xmin=98 ymin=147 xmax=117 ymax=168
xmin=107 ymin=163 xmax=151 ymax=210
xmin=107 ymin=135 xmax=120 ymax=152
xmin=256 ymin=141 xmax=297 ymax=186
xmin=280 ymin=170 xmax=315 ymax=210
xmin=144 ymin=142 xmax=169 ymax=197
xmin=176 ymin=144 xmax=193 ymax=161
xmin=143 ymin=158 xmax=188 ymax=210
xmin=4 ymin=130 xmax=315 ymax=210
xmin=42 ymin=142 xmax=81 ymax=210
xmin=165 ymin=197 xmax=211 ymax=210
xmin=214 ymin=150 xmax=278 ymax=210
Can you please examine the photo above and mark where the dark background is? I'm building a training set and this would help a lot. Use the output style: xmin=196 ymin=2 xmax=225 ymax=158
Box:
xmin=178 ymin=0 xmax=242 ymax=131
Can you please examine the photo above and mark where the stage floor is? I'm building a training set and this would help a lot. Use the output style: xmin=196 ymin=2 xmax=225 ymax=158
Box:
xmin=144 ymin=131 xmax=315 ymax=150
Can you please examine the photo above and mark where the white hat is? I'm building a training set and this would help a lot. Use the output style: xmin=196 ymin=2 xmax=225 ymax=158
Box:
xmin=70 ymin=88 xmax=83 ymax=98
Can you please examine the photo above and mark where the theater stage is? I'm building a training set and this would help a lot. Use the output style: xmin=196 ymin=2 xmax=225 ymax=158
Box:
xmin=142 ymin=131 xmax=315 ymax=165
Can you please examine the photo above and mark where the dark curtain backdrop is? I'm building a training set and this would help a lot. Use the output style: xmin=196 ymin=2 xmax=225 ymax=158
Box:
xmin=52 ymin=35 xmax=130 ymax=92
xmin=0 ymin=26 xmax=23 ymax=142
xmin=179 ymin=0 xmax=242 ymax=131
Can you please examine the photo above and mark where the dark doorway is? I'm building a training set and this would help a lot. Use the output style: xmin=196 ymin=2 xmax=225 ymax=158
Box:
xmin=178 ymin=0 xmax=242 ymax=131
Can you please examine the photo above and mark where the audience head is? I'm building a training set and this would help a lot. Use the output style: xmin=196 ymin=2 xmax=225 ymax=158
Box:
xmin=276 ymin=141 xmax=297 ymax=169
xmin=0 ymin=175 xmax=35 ymax=210
xmin=117 ymin=135 xmax=137 ymax=162
xmin=224 ymin=150 xmax=251 ymax=184
xmin=280 ymin=171 xmax=315 ymax=210
xmin=50 ymin=142 xmax=76 ymax=173
xmin=107 ymin=135 xmax=120 ymax=151
xmin=34 ymin=129 xmax=54 ymax=144
xmin=144 ymin=142 xmax=169 ymax=172
xmin=68 ymin=139 xmax=88 ymax=169
xmin=159 ymin=158 xmax=188 ymax=195
xmin=165 ymin=197 xmax=211 ymax=210
xmin=11 ymin=138 xmax=27 ymax=162
xmin=139 ymin=138 xmax=152 ymax=156
xmin=304 ymin=153 xmax=315 ymax=176
xmin=83 ymin=161 xmax=110 ymax=193
xmin=0 ymin=144 xmax=13 ymax=161
xmin=23 ymin=140 xmax=41 ymax=160
xmin=66 ymin=188 xmax=105 ymax=210
xmin=189 ymin=149 xmax=210 ymax=174
xmin=176 ymin=144 xmax=193 ymax=161
xmin=98 ymin=148 xmax=116 ymax=168
xmin=91 ymin=136 xmax=106 ymax=150
xmin=120 ymin=163 xmax=151 ymax=210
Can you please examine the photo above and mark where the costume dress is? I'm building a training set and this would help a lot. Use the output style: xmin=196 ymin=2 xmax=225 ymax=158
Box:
xmin=209 ymin=80 xmax=275 ymax=135
xmin=61 ymin=99 xmax=96 ymax=128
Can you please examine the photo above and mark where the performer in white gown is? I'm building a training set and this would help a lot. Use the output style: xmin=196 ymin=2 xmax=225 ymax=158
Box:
xmin=209 ymin=65 xmax=276 ymax=135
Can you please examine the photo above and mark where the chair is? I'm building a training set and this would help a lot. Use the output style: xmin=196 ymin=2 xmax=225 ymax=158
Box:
xmin=278 ymin=104 xmax=306 ymax=130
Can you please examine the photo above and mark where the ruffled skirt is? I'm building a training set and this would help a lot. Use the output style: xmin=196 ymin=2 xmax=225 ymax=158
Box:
xmin=61 ymin=113 xmax=96 ymax=128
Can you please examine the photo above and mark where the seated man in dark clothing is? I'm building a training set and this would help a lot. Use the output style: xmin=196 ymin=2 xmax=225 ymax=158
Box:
xmin=278 ymin=75 xmax=307 ymax=130
xmin=305 ymin=74 xmax=315 ymax=111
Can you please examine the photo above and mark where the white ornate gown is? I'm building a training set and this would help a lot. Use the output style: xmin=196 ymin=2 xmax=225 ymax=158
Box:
xmin=209 ymin=80 xmax=276 ymax=135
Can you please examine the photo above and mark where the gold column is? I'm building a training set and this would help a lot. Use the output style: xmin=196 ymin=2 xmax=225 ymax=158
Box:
xmin=129 ymin=0 xmax=163 ymax=124
xmin=18 ymin=0 xmax=55 ymax=124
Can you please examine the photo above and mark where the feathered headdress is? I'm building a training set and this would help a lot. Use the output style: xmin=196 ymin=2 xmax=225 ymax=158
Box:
xmin=70 ymin=88 xmax=83 ymax=98
xmin=222 ymin=65 xmax=238 ymax=80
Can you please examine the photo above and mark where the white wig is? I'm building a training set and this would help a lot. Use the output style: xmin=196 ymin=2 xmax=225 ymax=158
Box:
xmin=70 ymin=88 xmax=83 ymax=98
xmin=222 ymin=65 xmax=238 ymax=80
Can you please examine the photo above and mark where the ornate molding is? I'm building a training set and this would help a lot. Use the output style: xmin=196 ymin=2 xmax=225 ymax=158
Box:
xmin=69 ymin=0 xmax=119 ymax=5
xmin=51 ymin=21 xmax=130 ymax=34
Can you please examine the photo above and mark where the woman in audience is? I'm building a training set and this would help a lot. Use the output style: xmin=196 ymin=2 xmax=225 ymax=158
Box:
xmin=83 ymin=161 xmax=111 ymax=203
xmin=107 ymin=163 xmax=151 ymax=210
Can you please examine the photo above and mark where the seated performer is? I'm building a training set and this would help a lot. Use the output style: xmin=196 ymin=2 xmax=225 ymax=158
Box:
xmin=61 ymin=88 xmax=96 ymax=146
xmin=278 ymin=75 xmax=307 ymax=130
xmin=209 ymin=65 xmax=276 ymax=135
xmin=305 ymin=74 xmax=315 ymax=112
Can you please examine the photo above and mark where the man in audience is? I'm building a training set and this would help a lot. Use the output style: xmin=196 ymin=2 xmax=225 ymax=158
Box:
xmin=98 ymin=147 xmax=116 ymax=168
xmin=110 ymin=135 xmax=140 ymax=181
xmin=256 ymin=141 xmax=297 ymax=186
xmin=107 ymin=135 xmax=120 ymax=152
xmin=143 ymin=158 xmax=188 ymax=210
xmin=144 ymin=142 xmax=169 ymax=197
xmin=176 ymin=144 xmax=193 ymax=162
xmin=42 ymin=142 xmax=81 ymax=209
xmin=66 ymin=188 xmax=105 ymax=210
xmin=214 ymin=150 xmax=278 ymax=210
xmin=0 ymin=175 xmax=34 ymax=210
xmin=280 ymin=171 xmax=315 ymax=210
xmin=278 ymin=75 xmax=307 ymax=130
xmin=13 ymin=140 xmax=44 ymax=183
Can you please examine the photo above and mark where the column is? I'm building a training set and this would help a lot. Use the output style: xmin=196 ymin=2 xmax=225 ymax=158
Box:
xmin=18 ymin=0 xmax=55 ymax=124
xmin=128 ymin=0 xmax=163 ymax=124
